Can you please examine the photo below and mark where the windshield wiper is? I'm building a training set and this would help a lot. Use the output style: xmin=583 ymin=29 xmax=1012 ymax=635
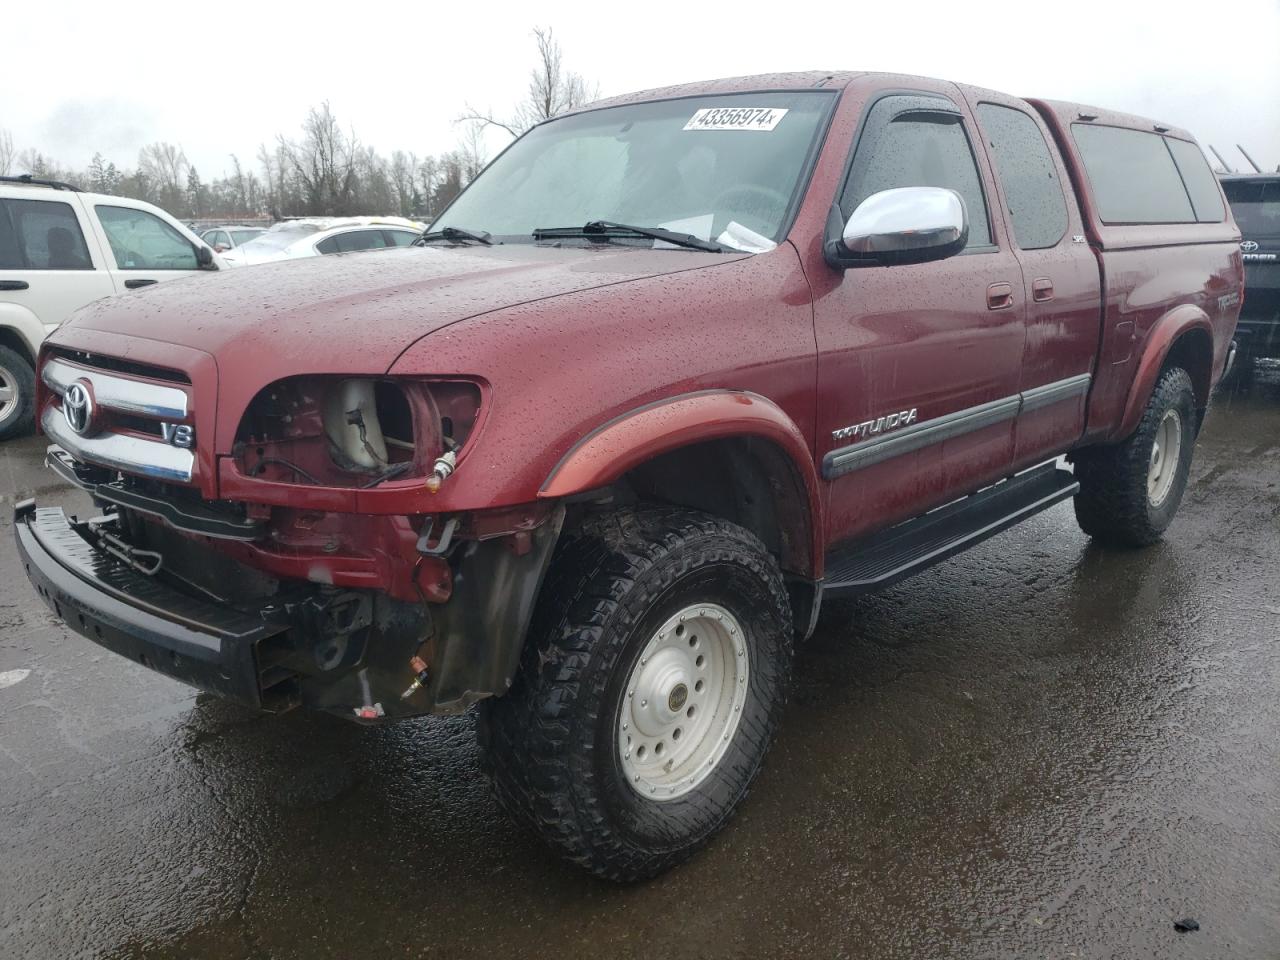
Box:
xmin=417 ymin=226 xmax=493 ymax=246
xmin=532 ymin=220 xmax=725 ymax=253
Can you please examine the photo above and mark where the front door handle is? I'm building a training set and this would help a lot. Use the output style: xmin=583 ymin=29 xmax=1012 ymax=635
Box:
xmin=124 ymin=278 xmax=157 ymax=289
xmin=1032 ymin=277 xmax=1055 ymax=302
xmin=987 ymin=281 xmax=1014 ymax=310
xmin=0 ymin=280 xmax=30 ymax=291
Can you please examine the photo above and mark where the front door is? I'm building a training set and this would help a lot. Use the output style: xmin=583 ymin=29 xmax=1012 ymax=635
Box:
xmin=814 ymin=89 xmax=1026 ymax=545
xmin=88 ymin=202 xmax=207 ymax=294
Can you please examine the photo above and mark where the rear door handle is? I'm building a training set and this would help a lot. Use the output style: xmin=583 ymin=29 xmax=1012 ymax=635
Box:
xmin=1032 ymin=277 xmax=1055 ymax=302
xmin=0 ymin=280 xmax=30 ymax=291
xmin=124 ymin=278 xmax=158 ymax=289
xmin=987 ymin=281 xmax=1014 ymax=310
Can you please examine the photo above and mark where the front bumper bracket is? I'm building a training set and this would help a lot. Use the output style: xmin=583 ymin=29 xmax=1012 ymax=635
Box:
xmin=14 ymin=500 xmax=291 ymax=708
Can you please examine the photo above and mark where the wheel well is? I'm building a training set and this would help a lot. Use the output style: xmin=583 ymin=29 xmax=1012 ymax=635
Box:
xmin=616 ymin=436 xmax=816 ymax=580
xmin=0 ymin=327 xmax=36 ymax=368
xmin=1162 ymin=327 xmax=1213 ymax=410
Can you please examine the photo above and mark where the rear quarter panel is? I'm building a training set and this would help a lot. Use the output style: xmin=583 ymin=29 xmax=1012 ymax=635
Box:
xmin=1087 ymin=245 xmax=1240 ymax=440
xmin=1029 ymin=99 xmax=1242 ymax=440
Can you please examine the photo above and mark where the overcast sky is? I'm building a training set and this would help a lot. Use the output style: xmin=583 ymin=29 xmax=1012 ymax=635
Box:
xmin=3 ymin=0 xmax=1277 ymax=178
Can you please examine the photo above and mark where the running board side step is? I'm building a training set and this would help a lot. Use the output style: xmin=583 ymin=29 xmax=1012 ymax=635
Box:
xmin=823 ymin=462 xmax=1079 ymax=594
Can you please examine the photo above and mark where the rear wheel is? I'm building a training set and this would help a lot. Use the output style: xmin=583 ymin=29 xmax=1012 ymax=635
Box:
xmin=0 ymin=345 xmax=35 ymax=441
xmin=1071 ymin=366 xmax=1197 ymax=547
xmin=477 ymin=506 xmax=792 ymax=881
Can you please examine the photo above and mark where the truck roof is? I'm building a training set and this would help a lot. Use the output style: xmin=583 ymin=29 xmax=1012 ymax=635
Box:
xmin=576 ymin=75 xmax=1196 ymax=148
xmin=578 ymin=71 xmax=864 ymax=113
xmin=1023 ymin=99 xmax=1194 ymax=142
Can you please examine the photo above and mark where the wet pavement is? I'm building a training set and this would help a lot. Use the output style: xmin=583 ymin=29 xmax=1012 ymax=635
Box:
xmin=1 ymin=371 xmax=1278 ymax=960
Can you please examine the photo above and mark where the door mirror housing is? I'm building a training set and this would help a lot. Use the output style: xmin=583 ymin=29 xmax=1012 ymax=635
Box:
xmin=195 ymin=244 xmax=216 ymax=269
xmin=824 ymin=186 xmax=968 ymax=270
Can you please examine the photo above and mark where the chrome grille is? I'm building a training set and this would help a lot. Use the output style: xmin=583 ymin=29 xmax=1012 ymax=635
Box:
xmin=41 ymin=357 xmax=195 ymax=482
xmin=43 ymin=358 xmax=188 ymax=419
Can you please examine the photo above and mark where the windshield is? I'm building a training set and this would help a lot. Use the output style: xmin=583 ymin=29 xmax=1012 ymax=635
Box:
xmin=231 ymin=228 xmax=265 ymax=245
xmin=432 ymin=91 xmax=835 ymax=251
xmin=242 ymin=223 xmax=323 ymax=253
xmin=1223 ymin=179 xmax=1280 ymax=239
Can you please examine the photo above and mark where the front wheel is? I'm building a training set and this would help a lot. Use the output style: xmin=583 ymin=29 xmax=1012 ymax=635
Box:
xmin=1070 ymin=366 xmax=1197 ymax=547
xmin=0 ymin=345 xmax=36 ymax=441
xmin=477 ymin=507 xmax=793 ymax=881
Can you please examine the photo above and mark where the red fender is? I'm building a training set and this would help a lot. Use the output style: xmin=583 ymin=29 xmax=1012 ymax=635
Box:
xmin=540 ymin=390 xmax=824 ymax=576
xmin=1114 ymin=304 xmax=1213 ymax=440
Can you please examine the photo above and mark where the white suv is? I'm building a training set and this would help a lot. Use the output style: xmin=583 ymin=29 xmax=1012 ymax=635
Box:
xmin=0 ymin=175 xmax=222 ymax=439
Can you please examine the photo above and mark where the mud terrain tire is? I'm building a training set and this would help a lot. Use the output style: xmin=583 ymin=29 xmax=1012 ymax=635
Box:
xmin=477 ymin=506 xmax=792 ymax=881
xmin=1071 ymin=366 xmax=1197 ymax=547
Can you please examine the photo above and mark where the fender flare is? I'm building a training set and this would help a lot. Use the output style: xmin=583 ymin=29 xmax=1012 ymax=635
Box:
xmin=540 ymin=389 xmax=824 ymax=575
xmin=1114 ymin=304 xmax=1213 ymax=440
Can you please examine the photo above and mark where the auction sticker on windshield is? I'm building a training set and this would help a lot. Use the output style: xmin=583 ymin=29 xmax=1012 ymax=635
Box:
xmin=684 ymin=107 xmax=789 ymax=132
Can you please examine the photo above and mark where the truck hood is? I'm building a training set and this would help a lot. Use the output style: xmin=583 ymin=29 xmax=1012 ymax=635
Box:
xmin=56 ymin=244 xmax=745 ymax=375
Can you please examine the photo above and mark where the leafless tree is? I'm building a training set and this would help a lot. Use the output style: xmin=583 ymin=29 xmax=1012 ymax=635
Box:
xmin=279 ymin=102 xmax=359 ymax=216
xmin=390 ymin=150 xmax=418 ymax=216
xmin=416 ymin=155 xmax=441 ymax=215
xmin=461 ymin=27 xmax=597 ymax=137
xmin=458 ymin=121 xmax=488 ymax=182
xmin=16 ymin=148 xmax=64 ymax=181
xmin=139 ymin=142 xmax=188 ymax=191
xmin=0 ymin=129 xmax=14 ymax=176
xmin=229 ymin=154 xmax=250 ymax=214
xmin=138 ymin=142 xmax=189 ymax=211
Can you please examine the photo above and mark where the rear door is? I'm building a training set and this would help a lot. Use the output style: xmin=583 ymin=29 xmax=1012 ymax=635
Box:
xmin=814 ymin=88 xmax=1026 ymax=545
xmin=968 ymin=91 xmax=1102 ymax=466
xmin=0 ymin=194 xmax=115 ymax=328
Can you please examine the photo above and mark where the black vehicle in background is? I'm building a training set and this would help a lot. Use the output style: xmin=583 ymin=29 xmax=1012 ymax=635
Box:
xmin=1221 ymin=174 xmax=1280 ymax=368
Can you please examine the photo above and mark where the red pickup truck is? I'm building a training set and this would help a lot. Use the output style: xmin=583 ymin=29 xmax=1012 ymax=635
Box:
xmin=16 ymin=71 xmax=1241 ymax=880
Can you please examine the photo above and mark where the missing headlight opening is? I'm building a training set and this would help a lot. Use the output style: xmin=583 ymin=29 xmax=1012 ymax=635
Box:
xmin=234 ymin=376 xmax=480 ymax=489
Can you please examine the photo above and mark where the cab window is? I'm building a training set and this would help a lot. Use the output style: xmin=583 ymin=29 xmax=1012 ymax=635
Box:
xmin=96 ymin=205 xmax=198 ymax=270
xmin=841 ymin=95 xmax=992 ymax=247
xmin=975 ymin=103 xmax=1069 ymax=249
xmin=0 ymin=198 xmax=94 ymax=270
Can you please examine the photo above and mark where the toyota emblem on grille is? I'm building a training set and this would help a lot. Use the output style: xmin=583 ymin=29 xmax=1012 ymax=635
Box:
xmin=1241 ymin=240 xmax=1259 ymax=252
xmin=63 ymin=380 xmax=95 ymax=436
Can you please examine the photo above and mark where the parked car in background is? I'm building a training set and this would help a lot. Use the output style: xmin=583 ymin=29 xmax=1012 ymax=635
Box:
xmin=200 ymin=225 xmax=267 ymax=253
xmin=220 ymin=217 xmax=423 ymax=267
xmin=15 ymin=72 xmax=1241 ymax=880
xmin=1221 ymin=173 xmax=1280 ymax=366
xmin=0 ymin=175 xmax=222 ymax=439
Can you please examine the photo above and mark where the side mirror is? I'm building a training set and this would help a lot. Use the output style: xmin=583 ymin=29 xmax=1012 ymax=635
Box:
xmin=824 ymin=186 xmax=968 ymax=270
xmin=195 ymin=244 xmax=215 ymax=269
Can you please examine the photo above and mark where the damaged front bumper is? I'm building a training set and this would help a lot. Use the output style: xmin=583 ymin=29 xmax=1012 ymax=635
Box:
xmin=13 ymin=496 xmax=565 ymax=720
xmin=14 ymin=500 xmax=294 ymax=709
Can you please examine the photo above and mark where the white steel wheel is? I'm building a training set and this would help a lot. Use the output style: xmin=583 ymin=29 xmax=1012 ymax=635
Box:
xmin=618 ymin=602 xmax=749 ymax=800
xmin=1147 ymin=409 xmax=1183 ymax=506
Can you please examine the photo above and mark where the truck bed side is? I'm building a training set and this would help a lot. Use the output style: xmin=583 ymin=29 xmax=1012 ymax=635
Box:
xmin=1029 ymin=99 xmax=1243 ymax=443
